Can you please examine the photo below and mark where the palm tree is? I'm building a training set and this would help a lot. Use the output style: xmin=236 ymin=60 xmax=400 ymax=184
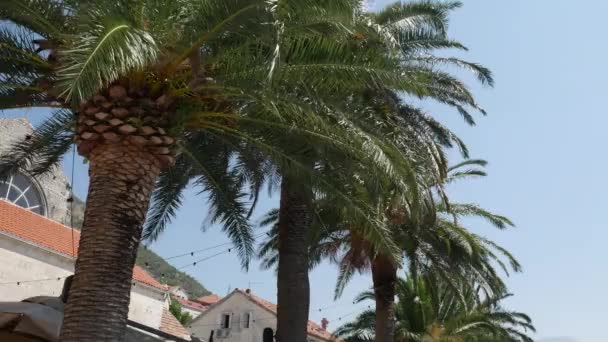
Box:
xmin=335 ymin=274 xmax=535 ymax=342
xmin=340 ymin=159 xmax=523 ymax=342
xmin=0 ymin=0 xmax=433 ymax=340
xmin=258 ymin=159 xmax=520 ymax=342
xmin=348 ymin=1 xmax=495 ymax=339
xmin=270 ymin=0 xmax=495 ymax=335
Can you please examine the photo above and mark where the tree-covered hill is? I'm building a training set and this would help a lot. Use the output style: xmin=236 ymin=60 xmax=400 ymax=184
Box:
xmin=136 ymin=246 xmax=210 ymax=299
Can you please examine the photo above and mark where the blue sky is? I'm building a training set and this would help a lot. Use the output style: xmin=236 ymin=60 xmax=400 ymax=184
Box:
xmin=3 ymin=1 xmax=605 ymax=340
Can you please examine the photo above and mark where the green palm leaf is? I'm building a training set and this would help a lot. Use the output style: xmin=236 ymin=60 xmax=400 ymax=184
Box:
xmin=56 ymin=17 xmax=158 ymax=104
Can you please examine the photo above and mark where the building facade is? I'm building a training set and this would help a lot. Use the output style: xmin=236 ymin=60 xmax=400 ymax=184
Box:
xmin=189 ymin=289 xmax=337 ymax=342
xmin=174 ymin=296 xmax=210 ymax=319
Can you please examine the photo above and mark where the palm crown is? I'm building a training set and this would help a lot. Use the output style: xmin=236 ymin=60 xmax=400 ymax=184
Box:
xmin=257 ymin=160 xmax=520 ymax=297
xmin=335 ymin=274 xmax=535 ymax=342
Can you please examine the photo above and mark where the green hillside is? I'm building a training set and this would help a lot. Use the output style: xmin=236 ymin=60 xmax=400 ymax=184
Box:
xmin=136 ymin=246 xmax=210 ymax=299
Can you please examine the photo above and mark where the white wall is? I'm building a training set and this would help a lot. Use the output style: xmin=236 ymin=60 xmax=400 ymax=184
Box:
xmin=189 ymin=292 xmax=325 ymax=342
xmin=170 ymin=286 xmax=189 ymax=299
xmin=0 ymin=234 xmax=167 ymax=329
xmin=181 ymin=305 xmax=204 ymax=319
xmin=189 ymin=292 xmax=276 ymax=342
xmin=0 ymin=234 xmax=73 ymax=300
xmin=129 ymin=284 xmax=167 ymax=328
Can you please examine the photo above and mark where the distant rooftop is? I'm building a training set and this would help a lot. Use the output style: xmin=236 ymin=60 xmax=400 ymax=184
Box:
xmin=195 ymin=294 xmax=221 ymax=306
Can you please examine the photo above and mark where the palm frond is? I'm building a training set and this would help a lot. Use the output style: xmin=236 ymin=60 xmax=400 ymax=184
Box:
xmin=448 ymin=159 xmax=488 ymax=172
xmin=372 ymin=0 xmax=462 ymax=34
xmin=439 ymin=203 xmax=515 ymax=229
xmin=412 ymin=56 xmax=494 ymax=86
xmin=143 ymin=156 xmax=193 ymax=242
xmin=0 ymin=0 xmax=67 ymax=38
xmin=335 ymin=259 xmax=357 ymax=300
xmin=56 ymin=14 xmax=158 ymax=104
xmin=0 ymin=27 xmax=51 ymax=78
xmin=0 ymin=109 xmax=74 ymax=180
xmin=394 ymin=28 xmax=468 ymax=52
xmin=179 ymin=137 xmax=255 ymax=270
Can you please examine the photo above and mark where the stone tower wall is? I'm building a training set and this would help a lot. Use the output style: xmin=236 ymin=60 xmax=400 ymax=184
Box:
xmin=0 ymin=118 xmax=72 ymax=224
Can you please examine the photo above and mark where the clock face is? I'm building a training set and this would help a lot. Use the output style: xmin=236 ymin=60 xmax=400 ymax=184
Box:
xmin=0 ymin=172 xmax=46 ymax=216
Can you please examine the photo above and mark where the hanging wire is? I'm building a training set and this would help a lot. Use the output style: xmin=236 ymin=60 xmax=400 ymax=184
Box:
xmin=177 ymin=248 xmax=233 ymax=270
xmin=1 ymin=244 xmax=239 ymax=286
xmin=165 ymin=241 xmax=233 ymax=261
xmin=163 ymin=232 xmax=267 ymax=261
xmin=316 ymin=304 xmax=336 ymax=312
xmin=0 ymin=276 xmax=68 ymax=286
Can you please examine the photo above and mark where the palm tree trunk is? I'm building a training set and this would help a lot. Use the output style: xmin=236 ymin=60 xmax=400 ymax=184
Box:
xmin=276 ymin=175 xmax=312 ymax=342
xmin=371 ymin=255 xmax=398 ymax=342
xmin=60 ymin=143 xmax=161 ymax=341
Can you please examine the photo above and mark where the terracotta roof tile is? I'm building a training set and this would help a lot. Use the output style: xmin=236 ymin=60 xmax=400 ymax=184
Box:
xmin=236 ymin=289 xmax=339 ymax=341
xmin=0 ymin=200 xmax=167 ymax=291
xmin=195 ymin=294 xmax=221 ymax=306
xmin=160 ymin=308 xmax=191 ymax=340
xmin=174 ymin=296 xmax=208 ymax=312
xmin=132 ymin=265 xmax=167 ymax=291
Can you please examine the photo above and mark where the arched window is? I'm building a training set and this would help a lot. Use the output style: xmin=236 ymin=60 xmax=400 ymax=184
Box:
xmin=0 ymin=172 xmax=46 ymax=216
xmin=263 ymin=328 xmax=274 ymax=342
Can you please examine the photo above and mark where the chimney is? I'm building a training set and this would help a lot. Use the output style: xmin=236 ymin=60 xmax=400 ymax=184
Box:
xmin=245 ymin=288 xmax=251 ymax=295
xmin=321 ymin=318 xmax=329 ymax=331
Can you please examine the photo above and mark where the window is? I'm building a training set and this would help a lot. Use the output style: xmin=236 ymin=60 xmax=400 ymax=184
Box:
xmin=0 ymin=172 xmax=45 ymax=216
xmin=222 ymin=313 xmax=231 ymax=329
xmin=263 ymin=328 xmax=274 ymax=342
xmin=243 ymin=312 xmax=251 ymax=328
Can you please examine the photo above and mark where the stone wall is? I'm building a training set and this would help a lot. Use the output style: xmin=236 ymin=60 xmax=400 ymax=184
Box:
xmin=0 ymin=118 xmax=72 ymax=224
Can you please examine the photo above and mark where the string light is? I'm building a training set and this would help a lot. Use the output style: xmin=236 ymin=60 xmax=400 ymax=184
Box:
xmin=0 ymin=276 xmax=68 ymax=286
xmin=163 ymin=232 xmax=267 ymax=261
xmin=177 ymin=248 xmax=233 ymax=270
xmin=313 ymin=296 xmax=372 ymax=313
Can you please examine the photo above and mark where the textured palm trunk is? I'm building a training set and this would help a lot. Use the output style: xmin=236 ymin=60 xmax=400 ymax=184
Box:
xmin=371 ymin=254 xmax=398 ymax=342
xmin=60 ymin=143 xmax=161 ymax=341
xmin=276 ymin=176 xmax=312 ymax=342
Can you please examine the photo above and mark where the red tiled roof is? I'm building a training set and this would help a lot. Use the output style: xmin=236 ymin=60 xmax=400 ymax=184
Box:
xmin=160 ymin=308 xmax=191 ymax=340
xmin=196 ymin=294 xmax=221 ymax=305
xmin=0 ymin=200 xmax=167 ymax=291
xmin=235 ymin=289 xmax=339 ymax=341
xmin=174 ymin=296 xmax=208 ymax=312
xmin=132 ymin=265 xmax=167 ymax=291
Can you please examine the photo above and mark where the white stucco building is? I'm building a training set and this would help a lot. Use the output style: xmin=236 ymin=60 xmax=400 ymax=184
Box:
xmin=171 ymin=286 xmax=191 ymax=300
xmin=174 ymin=296 xmax=212 ymax=320
xmin=189 ymin=289 xmax=338 ymax=342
